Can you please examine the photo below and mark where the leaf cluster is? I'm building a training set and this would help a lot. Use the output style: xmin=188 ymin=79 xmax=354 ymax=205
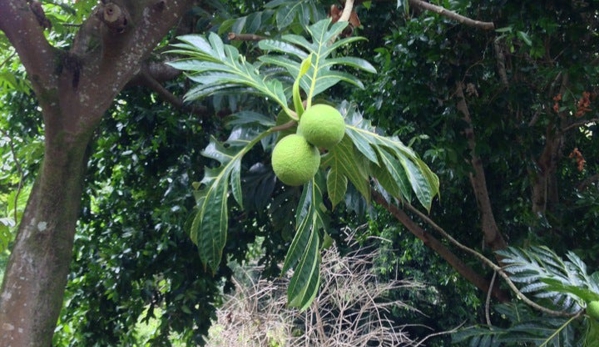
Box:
xmin=168 ymin=18 xmax=439 ymax=310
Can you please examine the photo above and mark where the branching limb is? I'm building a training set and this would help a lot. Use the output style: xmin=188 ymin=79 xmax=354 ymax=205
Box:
xmin=128 ymin=65 xmax=208 ymax=117
xmin=409 ymin=0 xmax=495 ymax=30
xmin=372 ymin=190 xmax=510 ymax=302
xmin=0 ymin=0 xmax=58 ymax=93
xmin=402 ymin=202 xmax=578 ymax=317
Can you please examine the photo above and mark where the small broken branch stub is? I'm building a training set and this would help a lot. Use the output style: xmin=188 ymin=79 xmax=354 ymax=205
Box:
xmin=98 ymin=3 xmax=129 ymax=33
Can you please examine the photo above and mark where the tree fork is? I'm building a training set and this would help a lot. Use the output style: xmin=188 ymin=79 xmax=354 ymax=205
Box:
xmin=0 ymin=0 xmax=194 ymax=345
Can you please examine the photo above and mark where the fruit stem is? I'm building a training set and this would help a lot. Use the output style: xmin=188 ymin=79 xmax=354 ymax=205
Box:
xmin=269 ymin=120 xmax=297 ymax=133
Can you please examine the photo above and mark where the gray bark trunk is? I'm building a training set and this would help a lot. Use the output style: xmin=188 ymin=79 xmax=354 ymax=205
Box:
xmin=0 ymin=134 xmax=91 ymax=346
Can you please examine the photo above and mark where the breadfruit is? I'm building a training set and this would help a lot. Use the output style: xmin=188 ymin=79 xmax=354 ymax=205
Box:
xmin=272 ymin=134 xmax=320 ymax=186
xmin=588 ymin=301 xmax=599 ymax=320
xmin=298 ymin=104 xmax=345 ymax=149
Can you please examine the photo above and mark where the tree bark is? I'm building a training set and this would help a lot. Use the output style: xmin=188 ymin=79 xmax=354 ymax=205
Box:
xmin=0 ymin=1 xmax=193 ymax=345
xmin=455 ymin=82 xmax=507 ymax=251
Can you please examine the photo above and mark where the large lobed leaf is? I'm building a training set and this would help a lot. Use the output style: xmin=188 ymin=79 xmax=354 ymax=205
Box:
xmin=167 ymin=34 xmax=291 ymax=114
xmin=259 ymin=18 xmax=376 ymax=105
xmin=497 ymin=246 xmax=599 ymax=312
xmin=322 ymin=102 xmax=440 ymax=211
xmin=283 ymin=173 xmax=328 ymax=310
xmin=190 ymin=127 xmax=270 ymax=274
xmin=453 ymin=302 xmax=579 ymax=346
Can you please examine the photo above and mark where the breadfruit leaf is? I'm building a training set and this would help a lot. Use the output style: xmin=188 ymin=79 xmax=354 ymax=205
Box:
xmin=322 ymin=136 xmax=370 ymax=207
xmin=167 ymin=34 xmax=291 ymax=115
xmin=497 ymin=246 xmax=599 ymax=312
xmin=282 ymin=174 xmax=327 ymax=274
xmin=283 ymin=174 xmax=328 ymax=310
xmin=326 ymin=166 xmax=348 ymax=209
xmin=258 ymin=18 xmax=376 ymax=105
xmin=453 ymin=302 xmax=578 ymax=346
xmin=342 ymin=103 xmax=439 ymax=211
xmin=190 ymin=128 xmax=270 ymax=274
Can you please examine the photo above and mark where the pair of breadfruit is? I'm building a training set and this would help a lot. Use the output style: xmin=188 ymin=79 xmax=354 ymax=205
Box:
xmin=272 ymin=104 xmax=345 ymax=186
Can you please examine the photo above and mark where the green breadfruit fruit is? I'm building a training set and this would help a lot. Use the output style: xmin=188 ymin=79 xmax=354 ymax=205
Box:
xmin=297 ymin=104 xmax=345 ymax=149
xmin=271 ymin=134 xmax=320 ymax=186
xmin=588 ymin=301 xmax=599 ymax=320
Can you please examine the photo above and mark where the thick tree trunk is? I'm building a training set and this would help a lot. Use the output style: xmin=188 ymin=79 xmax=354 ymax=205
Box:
xmin=0 ymin=133 xmax=91 ymax=346
xmin=0 ymin=1 xmax=193 ymax=345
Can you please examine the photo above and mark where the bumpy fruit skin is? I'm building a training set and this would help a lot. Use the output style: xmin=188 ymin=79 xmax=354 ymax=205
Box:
xmin=298 ymin=104 xmax=345 ymax=149
xmin=272 ymin=134 xmax=320 ymax=186
xmin=588 ymin=301 xmax=599 ymax=320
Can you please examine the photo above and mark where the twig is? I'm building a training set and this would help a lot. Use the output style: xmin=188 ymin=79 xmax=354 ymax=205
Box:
xmin=408 ymin=0 xmax=495 ymax=30
xmin=413 ymin=321 xmax=466 ymax=347
xmin=562 ymin=118 xmax=599 ymax=132
xmin=485 ymin=271 xmax=497 ymax=327
xmin=372 ymin=190 xmax=510 ymax=303
xmin=339 ymin=0 xmax=355 ymax=22
xmin=0 ymin=51 xmax=16 ymax=69
xmin=227 ymin=33 xmax=266 ymax=41
xmin=268 ymin=120 xmax=297 ymax=133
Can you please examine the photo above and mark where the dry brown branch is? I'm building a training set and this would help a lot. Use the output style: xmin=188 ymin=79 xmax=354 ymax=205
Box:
xmin=409 ymin=0 xmax=494 ymax=30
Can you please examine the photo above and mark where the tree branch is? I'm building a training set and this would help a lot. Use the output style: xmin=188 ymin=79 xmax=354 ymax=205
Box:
xmin=401 ymin=201 xmax=578 ymax=317
xmin=127 ymin=65 xmax=208 ymax=117
xmin=0 ymin=0 xmax=58 ymax=93
xmin=455 ymin=82 xmax=507 ymax=250
xmin=339 ymin=0 xmax=355 ymax=22
xmin=372 ymin=190 xmax=510 ymax=302
xmin=562 ymin=118 xmax=599 ymax=132
xmin=409 ymin=0 xmax=495 ymax=30
xmin=227 ymin=33 xmax=266 ymax=41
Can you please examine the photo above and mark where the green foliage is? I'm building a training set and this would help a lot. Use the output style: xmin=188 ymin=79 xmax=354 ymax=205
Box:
xmin=455 ymin=246 xmax=599 ymax=345
xmin=452 ymin=302 xmax=578 ymax=347
xmin=169 ymin=18 xmax=439 ymax=309
xmin=499 ymin=246 xmax=599 ymax=311
xmin=218 ymin=0 xmax=327 ymax=35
